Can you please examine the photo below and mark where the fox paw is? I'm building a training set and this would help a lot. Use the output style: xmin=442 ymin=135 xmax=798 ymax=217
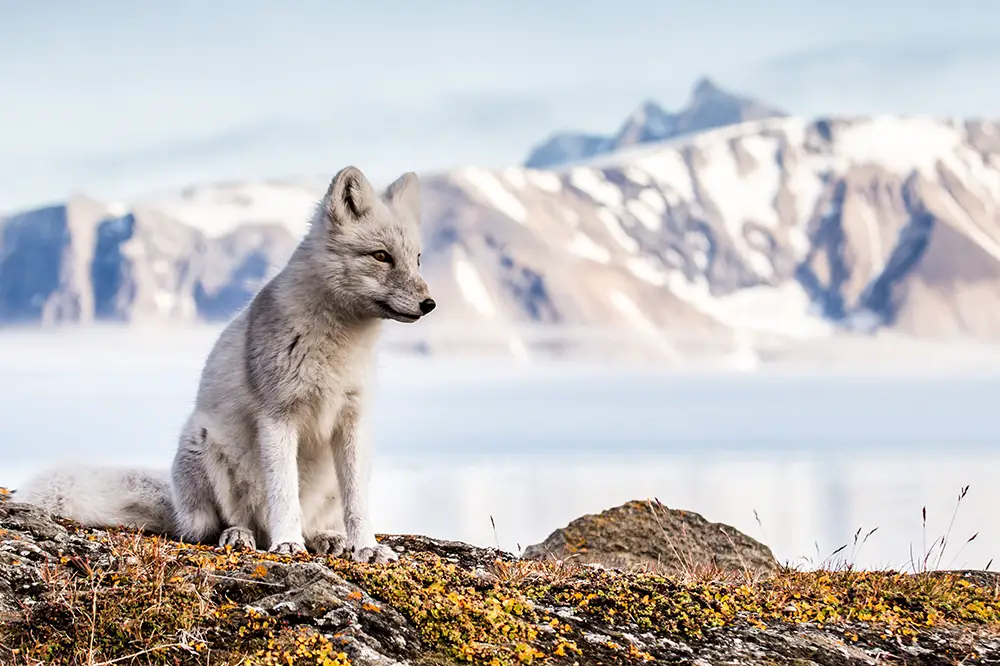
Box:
xmin=269 ymin=541 xmax=306 ymax=556
xmin=219 ymin=526 xmax=256 ymax=551
xmin=351 ymin=543 xmax=398 ymax=564
xmin=305 ymin=531 xmax=348 ymax=557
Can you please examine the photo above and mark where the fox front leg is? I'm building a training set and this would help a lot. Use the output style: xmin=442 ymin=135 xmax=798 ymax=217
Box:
xmin=257 ymin=415 xmax=306 ymax=555
xmin=332 ymin=396 xmax=397 ymax=564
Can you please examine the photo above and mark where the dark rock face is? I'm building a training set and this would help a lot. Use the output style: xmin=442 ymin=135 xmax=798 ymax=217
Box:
xmin=91 ymin=213 xmax=139 ymax=321
xmin=0 ymin=205 xmax=70 ymax=323
xmin=521 ymin=499 xmax=779 ymax=576
xmin=4 ymin=491 xmax=1000 ymax=665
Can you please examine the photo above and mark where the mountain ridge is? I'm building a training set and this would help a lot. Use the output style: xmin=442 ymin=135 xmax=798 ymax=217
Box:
xmin=3 ymin=94 xmax=1000 ymax=363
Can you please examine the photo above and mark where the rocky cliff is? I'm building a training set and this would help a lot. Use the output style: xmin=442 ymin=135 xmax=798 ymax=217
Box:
xmin=0 ymin=195 xmax=296 ymax=326
xmin=3 ymin=490 xmax=1000 ymax=665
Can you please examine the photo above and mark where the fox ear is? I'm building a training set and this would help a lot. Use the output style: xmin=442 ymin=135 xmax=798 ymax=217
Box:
xmin=324 ymin=166 xmax=377 ymax=225
xmin=384 ymin=171 xmax=420 ymax=222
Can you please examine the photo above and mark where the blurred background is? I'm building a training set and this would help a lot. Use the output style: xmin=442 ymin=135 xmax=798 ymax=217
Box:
xmin=2 ymin=0 xmax=1000 ymax=570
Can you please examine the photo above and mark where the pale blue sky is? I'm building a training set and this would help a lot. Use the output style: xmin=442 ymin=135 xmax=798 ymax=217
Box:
xmin=2 ymin=0 xmax=999 ymax=212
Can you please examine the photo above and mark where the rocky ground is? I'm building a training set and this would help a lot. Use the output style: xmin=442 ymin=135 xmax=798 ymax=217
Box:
xmin=2 ymin=489 xmax=1000 ymax=665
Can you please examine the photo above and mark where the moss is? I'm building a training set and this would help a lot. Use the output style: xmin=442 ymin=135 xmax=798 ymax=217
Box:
xmin=331 ymin=551 xmax=1000 ymax=662
xmin=215 ymin=607 xmax=352 ymax=666
xmin=329 ymin=554 xmax=544 ymax=665
xmin=528 ymin=565 xmax=1000 ymax=644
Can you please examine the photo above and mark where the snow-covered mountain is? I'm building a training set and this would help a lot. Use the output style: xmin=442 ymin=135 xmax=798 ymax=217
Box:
xmin=421 ymin=114 xmax=1000 ymax=359
xmin=523 ymin=77 xmax=787 ymax=169
xmin=3 ymin=93 xmax=1000 ymax=363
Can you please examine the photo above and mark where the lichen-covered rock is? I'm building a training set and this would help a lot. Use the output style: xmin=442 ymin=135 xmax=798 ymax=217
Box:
xmin=522 ymin=499 xmax=778 ymax=576
xmin=3 ymin=489 xmax=1000 ymax=665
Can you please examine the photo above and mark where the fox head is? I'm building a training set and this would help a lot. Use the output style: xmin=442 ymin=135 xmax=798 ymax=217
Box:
xmin=305 ymin=165 xmax=434 ymax=324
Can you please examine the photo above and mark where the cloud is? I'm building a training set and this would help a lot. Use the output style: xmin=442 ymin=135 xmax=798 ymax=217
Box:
xmin=73 ymin=119 xmax=323 ymax=177
xmin=72 ymin=91 xmax=561 ymax=176
xmin=766 ymin=37 xmax=1000 ymax=73
xmin=0 ymin=90 xmax=566 ymax=210
xmin=745 ymin=37 xmax=1000 ymax=117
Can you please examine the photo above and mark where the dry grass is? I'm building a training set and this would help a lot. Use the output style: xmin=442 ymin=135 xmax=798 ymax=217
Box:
xmin=645 ymin=496 xmax=775 ymax=587
xmin=771 ymin=483 xmax=986 ymax=576
xmin=3 ymin=530 xmax=213 ymax=665
xmin=0 ymin=529 xmax=349 ymax=666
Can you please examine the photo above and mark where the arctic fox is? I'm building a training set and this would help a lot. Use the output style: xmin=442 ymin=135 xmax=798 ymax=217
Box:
xmin=18 ymin=166 xmax=435 ymax=564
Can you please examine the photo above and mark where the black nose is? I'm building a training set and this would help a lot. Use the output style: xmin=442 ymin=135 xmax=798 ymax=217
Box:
xmin=419 ymin=298 xmax=436 ymax=315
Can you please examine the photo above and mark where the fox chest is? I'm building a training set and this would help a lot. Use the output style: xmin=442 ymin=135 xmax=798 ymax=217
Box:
xmin=290 ymin=354 xmax=362 ymax=446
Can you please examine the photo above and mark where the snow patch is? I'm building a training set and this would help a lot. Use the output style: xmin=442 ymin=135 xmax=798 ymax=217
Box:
xmin=626 ymin=256 xmax=668 ymax=285
xmin=570 ymin=168 xmax=624 ymax=208
xmin=697 ymin=135 xmax=782 ymax=236
xmin=566 ymin=232 xmax=612 ymax=264
xmin=748 ymin=251 xmax=774 ymax=278
xmin=624 ymin=166 xmax=651 ymax=186
xmin=503 ymin=168 xmax=528 ymax=191
xmin=637 ymin=188 xmax=666 ymax=213
xmin=834 ymin=116 xmax=963 ymax=175
xmin=664 ymin=247 xmax=685 ymax=268
xmin=783 ymin=157 xmax=826 ymax=257
xmin=460 ymin=167 xmax=528 ymax=225
xmin=634 ymin=150 xmax=694 ymax=200
xmin=788 ymin=228 xmax=811 ymax=258
xmin=527 ymin=170 xmax=563 ymax=193
xmin=452 ymin=252 xmax=498 ymax=318
xmin=106 ymin=202 xmax=129 ymax=217
xmin=625 ymin=198 xmax=662 ymax=232
xmin=685 ymin=230 xmax=711 ymax=271
xmin=598 ymin=208 xmax=639 ymax=253
xmin=937 ymin=193 xmax=1000 ymax=263
xmin=692 ymin=251 xmax=710 ymax=272
xmin=939 ymin=147 xmax=1000 ymax=212
xmin=666 ymin=275 xmax=832 ymax=339
xmin=745 ymin=227 xmax=770 ymax=249
xmin=154 ymin=291 xmax=177 ymax=313
xmin=143 ymin=181 xmax=321 ymax=238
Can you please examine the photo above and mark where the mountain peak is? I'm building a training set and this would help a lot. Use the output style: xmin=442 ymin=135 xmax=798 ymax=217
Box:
xmin=631 ymin=98 xmax=666 ymax=117
xmin=683 ymin=76 xmax=774 ymax=112
xmin=522 ymin=78 xmax=786 ymax=169
xmin=613 ymin=99 xmax=676 ymax=149
xmin=690 ymin=76 xmax=725 ymax=101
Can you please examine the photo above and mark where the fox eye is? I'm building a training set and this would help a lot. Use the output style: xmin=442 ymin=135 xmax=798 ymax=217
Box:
xmin=417 ymin=253 xmax=421 ymax=266
xmin=370 ymin=250 xmax=393 ymax=264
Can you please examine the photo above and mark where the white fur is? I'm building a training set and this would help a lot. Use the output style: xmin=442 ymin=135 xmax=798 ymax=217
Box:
xmin=15 ymin=166 xmax=434 ymax=564
xmin=17 ymin=464 xmax=177 ymax=534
